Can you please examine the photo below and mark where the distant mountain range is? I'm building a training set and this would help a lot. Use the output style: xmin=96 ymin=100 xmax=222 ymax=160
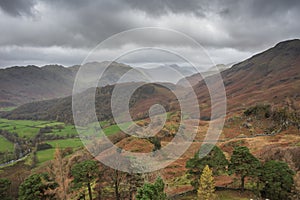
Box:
xmin=1 ymin=39 xmax=300 ymax=124
xmin=0 ymin=62 xmax=135 ymax=106
xmin=2 ymin=83 xmax=179 ymax=124
xmin=0 ymin=61 xmax=204 ymax=107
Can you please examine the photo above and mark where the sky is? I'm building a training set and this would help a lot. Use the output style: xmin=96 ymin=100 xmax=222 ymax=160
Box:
xmin=0 ymin=0 xmax=300 ymax=69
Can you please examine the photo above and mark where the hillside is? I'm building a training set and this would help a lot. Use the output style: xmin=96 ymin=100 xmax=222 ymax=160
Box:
xmin=1 ymin=40 xmax=300 ymax=200
xmin=0 ymin=62 xmax=133 ymax=107
xmin=0 ymin=65 xmax=75 ymax=107
xmin=2 ymin=83 xmax=179 ymax=124
xmin=192 ymin=39 xmax=300 ymax=118
xmin=3 ymin=40 xmax=300 ymax=124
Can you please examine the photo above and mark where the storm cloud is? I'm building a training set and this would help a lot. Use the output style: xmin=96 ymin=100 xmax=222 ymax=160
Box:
xmin=0 ymin=0 xmax=300 ymax=68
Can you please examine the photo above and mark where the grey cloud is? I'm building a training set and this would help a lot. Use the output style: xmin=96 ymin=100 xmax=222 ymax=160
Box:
xmin=0 ymin=0 xmax=300 ymax=68
xmin=0 ymin=0 xmax=37 ymax=16
xmin=123 ymin=0 xmax=205 ymax=17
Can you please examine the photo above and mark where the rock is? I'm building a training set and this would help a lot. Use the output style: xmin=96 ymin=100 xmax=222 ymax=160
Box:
xmin=242 ymin=122 xmax=253 ymax=129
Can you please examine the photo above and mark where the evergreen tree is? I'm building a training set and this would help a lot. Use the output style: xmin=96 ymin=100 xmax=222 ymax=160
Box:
xmin=229 ymin=146 xmax=261 ymax=192
xmin=136 ymin=177 xmax=167 ymax=200
xmin=198 ymin=165 xmax=216 ymax=200
xmin=71 ymin=160 xmax=99 ymax=200
xmin=18 ymin=173 xmax=58 ymax=200
xmin=0 ymin=178 xmax=11 ymax=200
xmin=260 ymin=160 xmax=294 ymax=200
xmin=186 ymin=144 xmax=228 ymax=189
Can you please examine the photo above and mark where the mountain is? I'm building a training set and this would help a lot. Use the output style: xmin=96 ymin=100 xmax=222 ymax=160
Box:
xmin=0 ymin=62 xmax=197 ymax=107
xmin=2 ymin=83 xmax=179 ymax=124
xmin=2 ymin=39 xmax=300 ymax=122
xmin=0 ymin=65 xmax=75 ymax=107
xmin=177 ymin=63 xmax=232 ymax=86
xmin=0 ymin=62 xmax=132 ymax=107
xmin=193 ymin=39 xmax=300 ymax=117
xmin=136 ymin=64 xmax=198 ymax=83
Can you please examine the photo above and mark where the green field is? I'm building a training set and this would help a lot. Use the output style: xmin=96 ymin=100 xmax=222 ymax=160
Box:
xmin=0 ymin=118 xmax=78 ymax=139
xmin=0 ymin=107 xmax=17 ymax=112
xmin=46 ymin=138 xmax=83 ymax=148
xmin=0 ymin=118 xmax=131 ymax=164
xmin=0 ymin=136 xmax=14 ymax=152
xmin=36 ymin=149 xmax=55 ymax=164
xmin=37 ymin=138 xmax=84 ymax=164
xmin=0 ymin=118 xmax=132 ymax=139
xmin=177 ymin=190 xmax=251 ymax=200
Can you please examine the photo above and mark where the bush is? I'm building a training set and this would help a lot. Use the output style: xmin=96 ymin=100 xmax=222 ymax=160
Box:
xmin=36 ymin=143 xmax=53 ymax=151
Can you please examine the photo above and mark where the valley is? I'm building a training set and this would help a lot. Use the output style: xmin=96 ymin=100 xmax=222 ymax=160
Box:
xmin=0 ymin=39 xmax=299 ymax=200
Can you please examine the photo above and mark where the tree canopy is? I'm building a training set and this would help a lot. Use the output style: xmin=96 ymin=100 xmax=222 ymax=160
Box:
xmin=229 ymin=146 xmax=261 ymax=192
xmin=0 ymin=178 xmax=11 ymax=200
xmin=136 ymin=177 xmax=167 ymax=200
xmin=18 ymin=173 xmax=58 ymax=200
xmin=186 ymin=144 xmax=228 ymax=189
xmin=260 ymin=160 xmax=294 ymax=200
xmin=71 ymin=160 xmax=99 ymax=200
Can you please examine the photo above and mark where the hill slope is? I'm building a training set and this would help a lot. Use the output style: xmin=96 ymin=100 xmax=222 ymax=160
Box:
xmin=0 ymin=62 xmax=132 ymax=107
xmin=2 ymin=83 xmax=179 ymax=124
xmin=193 ymin=39 xmax=300 ymax=117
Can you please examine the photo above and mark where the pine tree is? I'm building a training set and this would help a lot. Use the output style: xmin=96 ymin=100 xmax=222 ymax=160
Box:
xmin=71 ymin=160 xmax=99 ymax=200
xmin=0 ymin=178 xmax=11 ymax=200
xmin=186 ymin=144 xmax=228 ymax=190
xmin=260 ymin=160 xmax=294 ymax=200
xmin=229 ymin=146 xmax=261 ymax=192
xmin=18 ymin=173 xmax=58 ymax=200
xmin=136 ymin=177 xmax=167 ymax=200
xmin=197 ymin=165 xmax=216 ymax=200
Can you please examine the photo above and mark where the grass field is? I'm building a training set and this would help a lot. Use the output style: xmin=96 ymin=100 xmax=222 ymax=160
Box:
xmin=36 ymin=149 xmax=55 ymax=164
xmin=0 ymin=118 xmax=130 ymax=164
xmin=37 ymin=138 xmax=84 ymax=164
xmin=0 ymin=118 xmax=78 ymax=139
xmin=46 ymin=138 xmax=83 ymax=148
xmin=0 ymin=118 xmax=131 ymax=139
xmin=0 ymin=136 xmax=14 ymax=152
xmin=0 ymin=107 xmax=17 ymax=112
xmin=177 ymin=190 xmax=252 ymax=200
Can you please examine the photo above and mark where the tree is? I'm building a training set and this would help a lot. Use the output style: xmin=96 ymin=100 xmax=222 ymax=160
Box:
xmin=126 ymin=160 xmax=144 ymax=200
xmin=47 ymin=147 xmax=68 ymax=200
xmin=71 ymin=160 xmax=99 ymax=200
xmin=18 ymin=173 xmax=58 ymax=200
xmin=260 ymin=160 xmax=294 ymax=200
xmin=229 ymin=146 xmax=261 ymax=192
xmin=198 ymin=165 xmax=216 ymax=200
xmin=0 ymin=178 xmax=11 ymax=200
xmin=186 ymin=144 xmax=228 ymax=189
xmin=136 ymin=177 xmax=167 ymax=200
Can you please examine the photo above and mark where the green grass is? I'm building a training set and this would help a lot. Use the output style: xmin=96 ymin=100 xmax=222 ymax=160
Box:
xmin=36 ymin=149 xmax=55 ymax=164
xmin=177 ymin=190 xmax=251 ymax=200
xmin=45 ymin=138 xmax=83 ymax=148
xmin=36 ymin=138 xmax=84 ymax=164
xmin=217 ymin=190 xmax=250 ymax=200
xmin=0 ymin=136 xmax=14 ymax=152
xmin=103 ymin=121 xmax=133 ymax=136
xmin=0 ymin=107 xmax=17 ymax=111
xmin=0 ymin=118 xmax=78 ymax=139
xmin=0 ymin=118 xmax=130 ymax=139
xmin=46 ymin=124 xmax=78 ymax=137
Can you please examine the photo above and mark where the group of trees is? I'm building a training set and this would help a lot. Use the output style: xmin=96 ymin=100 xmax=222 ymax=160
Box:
xmin=16 ymin=147 xmax=168 ymax=200
xmin=186 ymin=144 xmax=295 ymax=200
xmin=5 ymin=143 xmax=296 ymax=200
